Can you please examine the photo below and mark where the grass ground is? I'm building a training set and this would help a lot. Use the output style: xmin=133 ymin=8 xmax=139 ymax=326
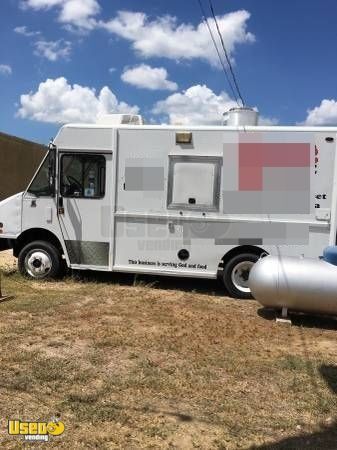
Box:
xmin=0 ymin=250 xmax=336 ymax=449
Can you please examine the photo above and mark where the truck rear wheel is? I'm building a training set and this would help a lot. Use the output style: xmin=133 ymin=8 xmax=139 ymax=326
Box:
xmin=18 ymin=240 xmax=62 ymax=280
xmin=222 ymin=253 xmax=260 ymax=299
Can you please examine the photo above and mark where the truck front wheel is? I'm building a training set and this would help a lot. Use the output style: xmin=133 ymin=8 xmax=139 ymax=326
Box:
xmin=222 ymin=253 xmax=260 ymax=299
xmin=18 ymin=240 xmax=62 ymax=280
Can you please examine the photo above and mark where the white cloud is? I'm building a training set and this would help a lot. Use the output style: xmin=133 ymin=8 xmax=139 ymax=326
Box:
xmin=15 ymin=25 xmax=71 ymax=62
xmin=17 ymin=77 xmax=139 ymax=124
xmin=152 ymin=84 xmax=277 ymax=126
xmin=19 ymin=5 xmax=254 ymax=62
xmin=20 ymin=0 xmax=100 ymax=30
xmin=0 ymin=65 xmax=12 ymax=76
xmin=152 ymin=84 xmax=238 ymax=125
xmin=101 ymin=10 xmax=254 ymax=66
xmin=259 ymin=116 xmax=279 ymax=126
xmin=34 ymin=39 xmax=72 ymax=61
xmin=303 ymin=99 xmax=337 ymax=126
xmin=121 ymin=64 xmax=178 ymax=91
xmin=14 ymin=25 xmax=41 ymax=37
xmin=59 ymin=0 xmax=100 ymax=29
xmin=109 ymin=67 xmax=116 ymax=73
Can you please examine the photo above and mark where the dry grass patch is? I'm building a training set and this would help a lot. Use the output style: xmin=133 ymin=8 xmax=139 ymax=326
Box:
xmin=0 ymin=257 xmax=336 ymax=448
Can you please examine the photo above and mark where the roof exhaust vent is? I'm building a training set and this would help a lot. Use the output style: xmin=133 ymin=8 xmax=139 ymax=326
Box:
xmin=223 ymin=107 xmax=259 ymax=126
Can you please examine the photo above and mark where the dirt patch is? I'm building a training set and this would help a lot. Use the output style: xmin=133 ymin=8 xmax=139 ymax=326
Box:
xmin=0 ymin=251 xmax=16 ymax=270
xmin=0 ymin=269 xmax=336 ymax=449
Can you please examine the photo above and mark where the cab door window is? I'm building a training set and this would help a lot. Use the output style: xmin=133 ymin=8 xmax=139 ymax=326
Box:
xmin=61 ymin=154 xmax=106 ymax=198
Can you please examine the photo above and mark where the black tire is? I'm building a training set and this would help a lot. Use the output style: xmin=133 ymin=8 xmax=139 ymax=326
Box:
xmin=18 ymin=240 xmax=62 ymax=280
xmin=222 ymin=252 xmax=260 ymax=299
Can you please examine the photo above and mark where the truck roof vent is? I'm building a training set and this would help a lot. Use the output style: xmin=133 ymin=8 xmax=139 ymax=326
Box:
xmin=96 ymin=114 xmax=144 ymax=126
xmin=223 ymin=107 xmax=259 ymax=126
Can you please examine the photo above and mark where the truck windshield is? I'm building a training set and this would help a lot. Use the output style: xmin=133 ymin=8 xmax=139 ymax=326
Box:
xmin=27 ymin=150 xmax=55 ymax=197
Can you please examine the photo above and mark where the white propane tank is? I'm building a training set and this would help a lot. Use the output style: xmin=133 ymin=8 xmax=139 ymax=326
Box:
xmin=249 ymin=256 xmax=337 ymax=315
xmin=223 ymin=107 xmax=259 ymax=126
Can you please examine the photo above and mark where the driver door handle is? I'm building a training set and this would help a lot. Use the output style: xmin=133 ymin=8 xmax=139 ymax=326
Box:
xmin=58 ymin=196 xmax=65 ymax=215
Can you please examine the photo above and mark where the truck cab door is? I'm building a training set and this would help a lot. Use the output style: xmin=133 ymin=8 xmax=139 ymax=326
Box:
xmin=22 ymin=148 xmax=61 ymax=240
xmin=57 ymin=152 xmax=112 ymax=269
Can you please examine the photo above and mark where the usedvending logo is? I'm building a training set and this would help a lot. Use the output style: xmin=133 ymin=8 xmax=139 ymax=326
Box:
xmin=8 ymin=419 xmax=65 ymax=442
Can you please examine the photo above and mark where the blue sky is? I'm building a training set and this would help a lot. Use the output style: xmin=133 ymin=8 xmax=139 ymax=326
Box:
xmin=1 ymin=0 xmax=337 ymax=144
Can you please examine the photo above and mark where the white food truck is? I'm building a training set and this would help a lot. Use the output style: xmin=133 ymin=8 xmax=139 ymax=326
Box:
xmin=0 ymin=110 xmax=336 ymax=298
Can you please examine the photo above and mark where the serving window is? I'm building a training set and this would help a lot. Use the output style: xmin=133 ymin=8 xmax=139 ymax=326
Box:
xmin=167 ymin=156 xmax=221 ymax=211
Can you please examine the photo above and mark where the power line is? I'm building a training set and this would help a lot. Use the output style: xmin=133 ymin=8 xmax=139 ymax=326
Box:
xmin=208 ymin=0 xmax=245 ymax=106
xmin=196 ymin=0 xmax=240 ymax=106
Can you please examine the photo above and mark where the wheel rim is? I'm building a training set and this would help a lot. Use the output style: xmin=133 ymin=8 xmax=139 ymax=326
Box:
xmin=231 ymin=261 xmax=254 ymax=293
xmin=25 ymin=250 xmax=52 ymax=279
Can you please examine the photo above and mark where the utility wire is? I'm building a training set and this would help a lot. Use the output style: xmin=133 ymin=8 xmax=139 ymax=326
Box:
xmin=196 ymin=0 xmax=240 ymax=106
xmin=208 ymin=0 xmax=245 ymax=106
